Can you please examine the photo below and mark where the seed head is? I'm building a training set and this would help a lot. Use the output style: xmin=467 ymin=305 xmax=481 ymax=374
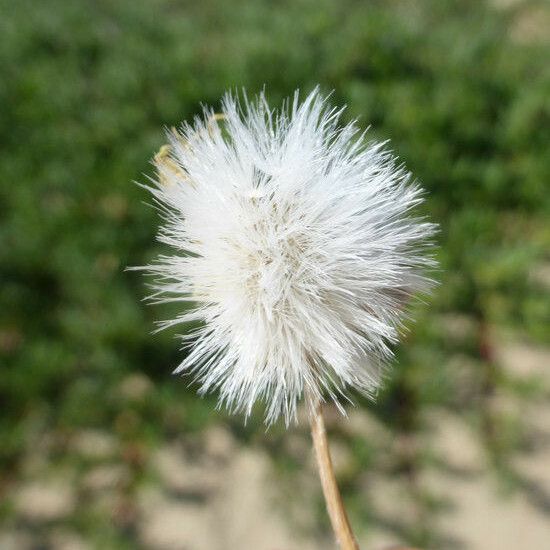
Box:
xmin=144 ymin=89 xmax=436 ymax=424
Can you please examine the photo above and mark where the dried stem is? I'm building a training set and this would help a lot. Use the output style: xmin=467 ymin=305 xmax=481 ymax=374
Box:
xmin=310 ymin=401 xmax=359 ymax=550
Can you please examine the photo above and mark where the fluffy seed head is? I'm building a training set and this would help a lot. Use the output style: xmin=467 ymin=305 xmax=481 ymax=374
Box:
xmin=145 ymin=89 xmax=436 ymax=424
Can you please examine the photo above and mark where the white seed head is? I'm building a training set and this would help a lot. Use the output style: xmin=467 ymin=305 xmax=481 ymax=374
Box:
xmin=144 ymin=88 xmax=437 ymax=425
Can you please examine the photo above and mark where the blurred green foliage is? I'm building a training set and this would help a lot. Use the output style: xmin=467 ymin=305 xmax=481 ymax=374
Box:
xmin=1 ymin=0 xmax=549 ymax=546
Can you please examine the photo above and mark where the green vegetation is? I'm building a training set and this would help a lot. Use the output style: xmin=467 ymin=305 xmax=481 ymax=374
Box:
xmin=1 ymin=0 xmax=549 ymax=547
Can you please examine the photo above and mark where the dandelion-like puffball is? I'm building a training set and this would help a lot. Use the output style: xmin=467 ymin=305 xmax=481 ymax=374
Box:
xmin=145 ymin=89 xmax=436 ymax=424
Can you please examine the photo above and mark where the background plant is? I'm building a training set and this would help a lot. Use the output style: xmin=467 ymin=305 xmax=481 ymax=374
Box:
xmin=1 ymin=0 xmax=549 ymax=548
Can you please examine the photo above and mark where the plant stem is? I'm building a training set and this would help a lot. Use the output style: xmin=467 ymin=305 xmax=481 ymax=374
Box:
xmin=310 ymin=401 xmax=359 ymax=550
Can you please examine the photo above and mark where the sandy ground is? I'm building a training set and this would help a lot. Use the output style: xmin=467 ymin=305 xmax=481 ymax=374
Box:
xmin=2 ymin=333 xmax=549 ymax=550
